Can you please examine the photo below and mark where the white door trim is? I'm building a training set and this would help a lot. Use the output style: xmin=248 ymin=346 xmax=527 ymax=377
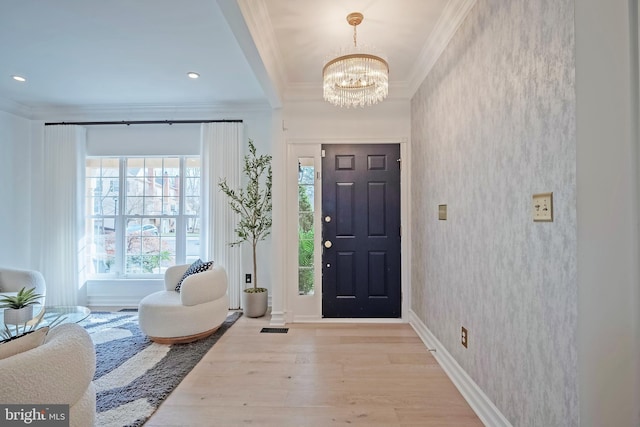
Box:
xmin=282 ymin=137 xmax=410 ymax=323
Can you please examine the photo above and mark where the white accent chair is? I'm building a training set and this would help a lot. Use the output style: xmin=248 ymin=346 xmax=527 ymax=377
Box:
xmin=0 ymin=267 xmax=47 ymax=301
xmin=138 ymin=264 xmax=229 ymax=344
xmin=0 ymin=323 xmax=96 ymax=427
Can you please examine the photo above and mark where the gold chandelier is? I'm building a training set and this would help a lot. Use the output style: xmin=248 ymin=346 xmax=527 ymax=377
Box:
xmin=322 ymin=12 xmax=389 ymax=108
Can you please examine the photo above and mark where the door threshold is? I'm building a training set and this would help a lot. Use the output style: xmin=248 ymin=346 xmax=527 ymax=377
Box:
xmin=292 ymin=316 xmax=406 ymax=324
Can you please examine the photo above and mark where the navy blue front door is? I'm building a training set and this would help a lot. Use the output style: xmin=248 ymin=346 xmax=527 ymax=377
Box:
xmin=322 ymin=144 xmax=401 ymax=318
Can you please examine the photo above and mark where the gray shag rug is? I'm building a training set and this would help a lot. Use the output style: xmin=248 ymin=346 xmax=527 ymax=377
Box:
xmin=80 ymin=311 xmax=242 ymax=427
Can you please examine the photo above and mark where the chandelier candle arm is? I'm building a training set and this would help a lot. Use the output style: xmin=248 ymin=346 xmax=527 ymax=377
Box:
xmin=322 ymin=12 xmax=389 ymax=108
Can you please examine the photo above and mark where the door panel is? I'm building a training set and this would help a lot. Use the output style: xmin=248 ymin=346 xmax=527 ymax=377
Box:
xmin=336 ymin=183 xmax=355 ymax=236
xmin=368 ymin=182 xmax=387 ymax=235
xmin=336 ymin=251 xmax=356 ymax=296
xmin=368 ymin=252 xmax=387 ymax=296
xmin=322 ymin=144 xmax=401 ymax=318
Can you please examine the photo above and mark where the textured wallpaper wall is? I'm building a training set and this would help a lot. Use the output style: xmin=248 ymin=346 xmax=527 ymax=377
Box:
xmin=410 ymin=1 xmax=577 ymax=425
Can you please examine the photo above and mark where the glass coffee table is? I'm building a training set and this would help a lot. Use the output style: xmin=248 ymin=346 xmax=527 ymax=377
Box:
xmin=1 ymin=305 xmax=91 ymax=338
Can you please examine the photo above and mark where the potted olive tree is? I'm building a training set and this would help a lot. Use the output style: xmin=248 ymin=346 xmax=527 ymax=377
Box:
xmin=0 ymin=287 xmax=44 ymax=325
xmin=218 ymin=139 xmax=272 ymax=317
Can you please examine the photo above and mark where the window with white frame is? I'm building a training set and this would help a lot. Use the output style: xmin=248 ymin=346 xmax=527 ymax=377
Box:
xmin=85 ymin=156 xmax=201 ymax=277
xmin=298 ymin=158 xmax=315 ymax=295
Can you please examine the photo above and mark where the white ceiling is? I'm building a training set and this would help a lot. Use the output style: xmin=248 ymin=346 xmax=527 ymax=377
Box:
xmin=262 ymin=0 xmax=448 ymax=85
xmin=0 ymin=0 xmax=470 ymax=115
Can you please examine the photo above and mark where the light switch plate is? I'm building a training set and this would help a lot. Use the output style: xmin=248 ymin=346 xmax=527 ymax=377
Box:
xmin=438 ymin=204 xmax=447 ymax=220
xmin=533 ymin=192 xmax=553 ymax=222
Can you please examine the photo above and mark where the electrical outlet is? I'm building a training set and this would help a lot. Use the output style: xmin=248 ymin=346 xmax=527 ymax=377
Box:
xmin=461 ymin=326 xmax=468 ymax=348
xmin=245 ymin=274 xmax=251 ymax=284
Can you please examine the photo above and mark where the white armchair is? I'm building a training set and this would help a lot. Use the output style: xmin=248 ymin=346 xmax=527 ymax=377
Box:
xmin=138 ymin=264 xmax=229 ymax=344
xmin=0 ymin=267 xmax=46 ymax=301
xmin=0 ymin=323 xmax=96 ymax=427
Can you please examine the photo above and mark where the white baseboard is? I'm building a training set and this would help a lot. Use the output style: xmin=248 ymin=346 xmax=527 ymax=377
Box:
xmin=87 ymin=295 xmax=142 ymax=307
xmin=311 ymin=318 xmax=405 ymax=324
xmin=283 ymin=315 xmax=407 ymax=324
xmin=409 ymin=310 xmax=512 ymax=427
xmin=269 ymin=310 xmax=286 ymax=326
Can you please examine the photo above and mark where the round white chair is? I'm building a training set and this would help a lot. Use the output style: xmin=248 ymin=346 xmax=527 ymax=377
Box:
xmin=0 ymin=323 xmax=96 ymax=427
xmin=138 ymin=264 xmax=229 ymax=344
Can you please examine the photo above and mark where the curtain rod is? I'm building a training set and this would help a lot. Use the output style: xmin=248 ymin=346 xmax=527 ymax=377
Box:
xmin=44 ymin=119 xmax=243 ymax=126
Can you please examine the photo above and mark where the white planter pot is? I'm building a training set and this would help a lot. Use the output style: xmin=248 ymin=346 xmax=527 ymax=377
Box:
xmin=3 ymin=306 xmax=34 ymax=325
xmin=243 ymin=289 xmax=268 ymax=318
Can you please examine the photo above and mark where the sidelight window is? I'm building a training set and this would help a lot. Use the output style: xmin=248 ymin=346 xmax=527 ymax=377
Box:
xmin=298 ymin=157 xmax=315 ymax=295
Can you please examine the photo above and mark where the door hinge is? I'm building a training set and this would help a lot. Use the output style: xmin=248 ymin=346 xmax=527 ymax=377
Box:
xmin=400 ymin=225 xmax=402 ymax=237
xmin=397 ymin=158 xmax=401 ymax=170
xmin=321 ymin=149 xmax=326 ymax=158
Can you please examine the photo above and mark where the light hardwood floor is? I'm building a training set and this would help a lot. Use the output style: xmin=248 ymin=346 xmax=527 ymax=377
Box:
xmin=145 ymin=314 xmax=483 ymax=426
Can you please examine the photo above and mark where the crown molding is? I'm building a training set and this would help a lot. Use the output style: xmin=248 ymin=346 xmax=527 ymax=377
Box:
xmin=235 ymin=0 xmax=287 ymax=104
xmin=26 ymin=101 xmax=273 ymax=122
xmin=287 ymin=136 xmax=409 ymax=145
xmin=216 ymin=0 xmax=282 ymax=108
xmin=0 ymin=98 xmax=35 ymax=119
xmin=407 ymin=0 xmax=477 ymax=97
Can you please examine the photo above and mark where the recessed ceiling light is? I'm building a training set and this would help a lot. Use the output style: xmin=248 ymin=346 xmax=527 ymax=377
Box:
xmin=187 ymin=72 xmax=200 ymax=79
xmin=12 ymin=75 xmax=26 ymax=82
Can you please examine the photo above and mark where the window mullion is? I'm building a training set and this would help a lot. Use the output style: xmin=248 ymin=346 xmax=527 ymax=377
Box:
xmin=175 ymin=157 xmax=186 ymax=264
xmin=115 ymin=157 xmax=126 ymax=276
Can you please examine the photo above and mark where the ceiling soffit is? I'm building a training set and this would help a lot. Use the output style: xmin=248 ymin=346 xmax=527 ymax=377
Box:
xmin=236 ymin=0 xmax=288 ymax=102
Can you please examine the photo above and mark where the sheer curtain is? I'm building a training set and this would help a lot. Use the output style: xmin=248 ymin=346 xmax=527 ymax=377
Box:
xmin=201 ymin=122 xmax=243 ymax=309
xmin=40 ymin=125 xmax=86 ymax=306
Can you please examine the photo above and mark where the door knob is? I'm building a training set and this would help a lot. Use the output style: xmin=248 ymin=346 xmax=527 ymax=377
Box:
xmin=324 ymin=240 xmax=333 ymax=248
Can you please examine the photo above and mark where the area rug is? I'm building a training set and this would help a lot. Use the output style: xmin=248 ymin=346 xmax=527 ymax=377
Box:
xmin=80 ymin=311 xmax=242 ymax=427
